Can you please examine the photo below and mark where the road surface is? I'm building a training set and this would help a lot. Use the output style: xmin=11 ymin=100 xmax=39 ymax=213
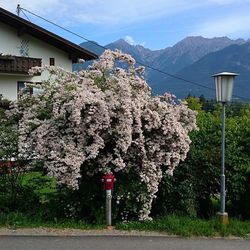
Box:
xmin=0 ymin=236 xmax=249 ymax=250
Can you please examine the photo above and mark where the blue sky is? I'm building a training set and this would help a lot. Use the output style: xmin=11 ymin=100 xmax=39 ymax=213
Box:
xmin=1 ymin=0 xmax=250 ymax=50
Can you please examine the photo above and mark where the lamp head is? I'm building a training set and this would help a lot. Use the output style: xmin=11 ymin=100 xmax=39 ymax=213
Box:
xmin=212 ymin=72 xmax=239 ymax=103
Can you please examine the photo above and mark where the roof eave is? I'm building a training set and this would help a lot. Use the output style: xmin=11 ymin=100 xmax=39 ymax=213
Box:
xmin=0 ymin=7 xmax=98 ymax=61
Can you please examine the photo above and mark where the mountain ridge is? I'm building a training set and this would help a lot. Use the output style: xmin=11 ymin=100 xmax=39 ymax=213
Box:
xmin=76 ymin=36 xmax=249 ymax=101
xmin=157 ymin=42 xmax=250 ymax=100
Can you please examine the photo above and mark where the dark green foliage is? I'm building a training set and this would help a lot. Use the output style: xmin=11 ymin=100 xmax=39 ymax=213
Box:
xmin=153 ymin=110 xmax=221 ymax=218
xmin=112 ymin=171 xmax=147 ymax=221
xmin=43 ymin=170 xmax=147 ymax=223
xmin=57 ymin=174 xmax=106 ymax=223
xmin=153 ymin=99 xmax=250 ymax=219
xmin=0 ymin=105 xmax=18 ymax=161
xmin=0 ymin=95 xmax=250 ymax=222
xmin=0 ymin=94 xmax=11 ymax=110
xmin=152 ymin=174 xmax=197 ymax=217
xmin=225 ymin=107 xmax=250 ymax=218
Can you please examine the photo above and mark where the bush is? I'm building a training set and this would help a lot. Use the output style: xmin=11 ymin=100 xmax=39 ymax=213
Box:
xmin=153 ymin=101 xmax=250 ymax=219
xmin=0 ymin=94 xmax=10 ymax=109
xmin=8 ymin=50 xmax=197 ymax=220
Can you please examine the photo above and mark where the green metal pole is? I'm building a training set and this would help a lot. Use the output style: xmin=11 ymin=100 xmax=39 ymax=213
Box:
xmin=220 ymin=102 xmax=226 ymax=214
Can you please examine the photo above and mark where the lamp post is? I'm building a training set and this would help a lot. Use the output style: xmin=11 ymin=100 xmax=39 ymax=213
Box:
xmin=212 ymin=72 xmax=239 ymax=225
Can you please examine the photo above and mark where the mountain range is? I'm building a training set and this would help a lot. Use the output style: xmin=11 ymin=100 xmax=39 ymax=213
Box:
xmin=76 ymin=36 xmax=250 ymax=101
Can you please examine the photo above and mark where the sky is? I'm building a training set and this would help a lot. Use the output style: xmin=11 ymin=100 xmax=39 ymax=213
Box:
xmin=0 ymin=0 xmax=250 ymax=50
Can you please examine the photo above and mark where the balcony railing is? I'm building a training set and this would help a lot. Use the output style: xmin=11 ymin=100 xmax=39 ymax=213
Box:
xmin=0 ymin=55 xmax=42 ymax=75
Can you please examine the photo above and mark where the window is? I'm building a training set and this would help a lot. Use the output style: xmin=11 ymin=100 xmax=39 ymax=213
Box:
xmin=49 ymin=57 xmax=55 ymax=66
xmin=17 ymin=81 xmax=32 ymax=99
xmin=17 ymin=81 xmax=42 ymax=99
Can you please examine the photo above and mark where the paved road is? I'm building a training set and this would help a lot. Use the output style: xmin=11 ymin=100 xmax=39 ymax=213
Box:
xmin=0 ymin=236 xmax=249 ymax=250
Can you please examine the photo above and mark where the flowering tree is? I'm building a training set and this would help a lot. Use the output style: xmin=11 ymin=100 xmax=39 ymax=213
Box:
xmin=7 ymin=50 xmax=197 ymax=220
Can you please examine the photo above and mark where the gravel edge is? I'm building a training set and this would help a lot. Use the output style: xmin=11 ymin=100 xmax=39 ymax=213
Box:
xmin=0 ymin=227 xmax=249 ymax=239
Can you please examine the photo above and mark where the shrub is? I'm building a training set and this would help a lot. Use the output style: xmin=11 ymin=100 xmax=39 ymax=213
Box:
xmin=7 ymin=50 xmax=197 ymax=220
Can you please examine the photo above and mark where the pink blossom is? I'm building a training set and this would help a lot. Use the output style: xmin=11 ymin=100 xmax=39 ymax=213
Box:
xmin=8 ymin=49 xmax=197 ymax=220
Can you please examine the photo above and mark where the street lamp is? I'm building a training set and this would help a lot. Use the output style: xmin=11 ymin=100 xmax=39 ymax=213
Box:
xmin=212 ymin=72 xmax=239 ymax=225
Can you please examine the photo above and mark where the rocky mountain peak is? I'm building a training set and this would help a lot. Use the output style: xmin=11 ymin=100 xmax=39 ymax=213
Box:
xmin=77 ymin=36 xmax=250 ymax=100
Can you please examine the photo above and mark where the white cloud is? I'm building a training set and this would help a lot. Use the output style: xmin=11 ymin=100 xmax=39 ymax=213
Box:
xmin=194 ymin=14 xmax=250 ymax=38
xmin=208 ymin=0 xmax=250 ymax=5
xmin=0 ymin=0 xmax=208 ymax=26
xmin=1 ymin=0 xmax=249 ymax=48
xmin=125 ymin=36 xmax=136 ymax=45
xmin=125 ymin=35 xmax=145 ymax=46
xmin=1 ymin=0 xmax=249 ymax=29
xmin=0 ymin=0 xmax=62 ymax=14
xmin=5 ymin=0 xmax=248 ymax=30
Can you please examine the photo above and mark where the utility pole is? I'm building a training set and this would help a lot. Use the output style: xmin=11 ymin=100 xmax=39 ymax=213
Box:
xmin=16 ymin=4 xmax=21 ymax=17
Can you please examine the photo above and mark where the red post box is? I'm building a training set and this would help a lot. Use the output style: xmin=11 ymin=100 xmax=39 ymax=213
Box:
xmin=0 ymin=161 xmax=14 ymax=174
xmin=101 ymin=173 xmax=116 ymax=190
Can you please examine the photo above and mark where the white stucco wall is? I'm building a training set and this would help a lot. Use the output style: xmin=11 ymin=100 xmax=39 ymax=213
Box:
xmin=0 ymin=22 xmax=73 ymax=100
xmin=0 ymin=75 xmax=33 ymax=100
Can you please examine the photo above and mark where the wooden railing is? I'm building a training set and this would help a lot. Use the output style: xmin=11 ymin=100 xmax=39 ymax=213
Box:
xmin=0 ymin=55 xmax=41 ymax=75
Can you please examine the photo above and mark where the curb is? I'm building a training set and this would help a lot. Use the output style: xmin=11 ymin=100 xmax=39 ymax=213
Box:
xmin=0 ymin=228 xmax=173 ymax=237
xmin=0 ymin=228 xmax=249 ymax=239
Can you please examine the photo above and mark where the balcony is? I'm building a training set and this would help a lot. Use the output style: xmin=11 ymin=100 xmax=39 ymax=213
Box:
xmin=0 ymin=55 xmax=41 ymax=75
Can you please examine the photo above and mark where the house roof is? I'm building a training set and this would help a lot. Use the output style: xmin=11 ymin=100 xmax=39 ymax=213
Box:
xmin=0 ymin=7 xmax=98 ymax=62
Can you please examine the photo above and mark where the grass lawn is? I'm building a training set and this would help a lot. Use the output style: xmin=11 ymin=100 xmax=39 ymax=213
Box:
xmin=1 ymin=213 xmax=250 ymax=237
xmin=116 ymin=214 xmax=250 ymax=237
xmin=0 ymin=212 xmax=104 ymax=230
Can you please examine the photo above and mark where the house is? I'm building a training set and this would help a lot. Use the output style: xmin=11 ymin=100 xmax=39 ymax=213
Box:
xmin=0 ymin=7 xmax=98 ymax=100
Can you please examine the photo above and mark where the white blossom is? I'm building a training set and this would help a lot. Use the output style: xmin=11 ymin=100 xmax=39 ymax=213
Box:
xmin=7 ymin=49 xmax=197 ymax=220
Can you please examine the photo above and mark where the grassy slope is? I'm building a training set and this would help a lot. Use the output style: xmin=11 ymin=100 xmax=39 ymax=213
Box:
xmin=1 ymin=213 xmax=250 ymax=237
